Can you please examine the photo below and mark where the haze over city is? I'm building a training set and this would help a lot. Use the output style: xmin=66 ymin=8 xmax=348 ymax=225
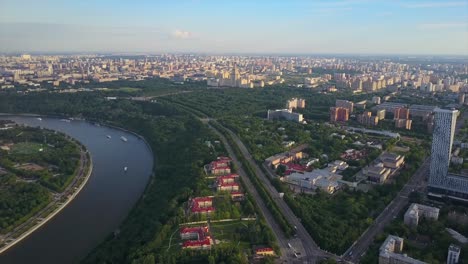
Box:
xmin=1 ymin=1 xmax=468 ymax=264
xmin=1 ymin=0 xmax=468 ymax=55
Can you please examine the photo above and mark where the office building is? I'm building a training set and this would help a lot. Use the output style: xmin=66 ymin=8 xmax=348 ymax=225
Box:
xmin=267 ymin=109 xmax=304 ymax=123
xmin=403 ymin=203 xmax=440 ymax=228
xmin=447 ymin=244 xmax=461 ymax=264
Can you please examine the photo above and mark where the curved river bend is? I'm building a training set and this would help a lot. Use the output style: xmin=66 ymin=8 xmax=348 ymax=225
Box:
xmin=0 ymin=116 xmax=154 ymax=264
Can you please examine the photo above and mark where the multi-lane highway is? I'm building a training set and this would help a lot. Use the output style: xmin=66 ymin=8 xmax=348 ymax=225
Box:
xmin=203 ymin=120 xmax=293 ymax=262
xmin=343 ymin=157 xmax=430 ymax=263
xmin=214 ymin=120 xmax=338 ymax=263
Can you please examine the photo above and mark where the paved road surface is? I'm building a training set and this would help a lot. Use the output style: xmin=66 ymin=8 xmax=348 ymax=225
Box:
xmin=343 ymin=157 xmax=430 ymax=263
xmin=204 ymin=121 xmax=294 ymax=262
xmin=213 ymin=120 xmax=338 ymax=263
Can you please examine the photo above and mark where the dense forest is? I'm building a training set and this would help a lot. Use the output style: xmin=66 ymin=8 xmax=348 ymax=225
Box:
xmin=0 ymin=126 xmax=81 ymax=233
xmin=0 ymin=91 xmax=272 ymax=263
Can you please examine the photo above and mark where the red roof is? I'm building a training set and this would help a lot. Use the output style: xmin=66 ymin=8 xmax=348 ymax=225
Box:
xmin=218 ymin=182 xmax=239 ymax=187
xmin=192 ymin=197 xmax=212 ymax=203
xmin=255 ymin=247 xmax=274 ymax=253
xmin=180 ymin=226 xmax=209 ymax=240
xmin=284 ymin=162 xmax=306 ymax=172
xmin=217 ymin=156 xmax=232 ymax=161
xmin=191 ymin=197 xmax=214 ymax=213
xmin=182 ymin=237 xmax=212 ymax=248
xmin=191 ymin=206 xmax=215 ymax=213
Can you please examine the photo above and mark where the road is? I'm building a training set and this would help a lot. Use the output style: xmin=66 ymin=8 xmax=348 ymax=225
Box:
xmin=343 ymin=157 xmax=430 ymax=263
xmin=169 ymin=103 xmax=337 ymax=262
xmin=204 ymin=121 xmax=293 ymax=262
xmin=209 ymin=120 xmax=337 ymax=263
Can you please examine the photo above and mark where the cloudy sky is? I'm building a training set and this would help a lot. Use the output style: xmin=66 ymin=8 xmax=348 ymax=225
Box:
xmin=1 ymin=0 xmax=467 ymax=55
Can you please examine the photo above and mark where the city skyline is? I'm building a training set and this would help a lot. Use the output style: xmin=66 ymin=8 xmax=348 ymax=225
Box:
xmin=1 ymin=0 xmax=468 ymax=55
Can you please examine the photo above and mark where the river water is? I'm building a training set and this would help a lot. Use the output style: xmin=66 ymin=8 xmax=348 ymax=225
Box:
xmin=0 ymin=116 xmax=154 ymax=264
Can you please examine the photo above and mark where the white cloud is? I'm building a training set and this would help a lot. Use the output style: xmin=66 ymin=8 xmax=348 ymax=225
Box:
xmin=417 ymin=22 xmax=468 ymax=29
xmin=171 ymin=29 xmax=192 ymax=39
xmin=403 ymin=1 xmax=467 ymax=8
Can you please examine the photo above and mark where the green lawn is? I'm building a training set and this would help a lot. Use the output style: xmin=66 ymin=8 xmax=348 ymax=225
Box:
xmin=11 ymin=142 xmax=45 ymax=155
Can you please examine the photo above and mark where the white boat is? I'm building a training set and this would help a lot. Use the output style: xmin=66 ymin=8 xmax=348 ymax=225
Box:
xmin=37 ymin=117 xmax=42 ymax=121
xmin=120 ymin=136 xmax=128 ymax=142
xmin=106 ymin=135 xmax=112 ymax=139
xmin=60 ymin=119 xmax=71 ymax=123
xmin=124 ymin=167 xmax=128 ymax=172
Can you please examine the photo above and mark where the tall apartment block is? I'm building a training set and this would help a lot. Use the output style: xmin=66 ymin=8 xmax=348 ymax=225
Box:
xmin=428 ymin=108 xmax=468 ymax=201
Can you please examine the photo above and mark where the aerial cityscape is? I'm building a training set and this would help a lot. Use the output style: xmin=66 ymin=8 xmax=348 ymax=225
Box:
xmin=0 ymin=1 xmax=468 ymax=264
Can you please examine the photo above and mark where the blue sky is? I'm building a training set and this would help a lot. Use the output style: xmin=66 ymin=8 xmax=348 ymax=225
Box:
xmin=1 ymin=0 xmax=467 ymax=55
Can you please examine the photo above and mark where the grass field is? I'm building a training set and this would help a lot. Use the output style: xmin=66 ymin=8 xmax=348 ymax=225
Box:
xmin=107 ymin=87 xmax=142 ymax=93
xmin=210 ymin=220 xmax=252 ymax=249
xmin=11 ymin=142 xmax=44 ymax=155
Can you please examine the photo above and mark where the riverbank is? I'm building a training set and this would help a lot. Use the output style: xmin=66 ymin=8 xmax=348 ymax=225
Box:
xmin=0 ymin=144 xmax=93 ymax=254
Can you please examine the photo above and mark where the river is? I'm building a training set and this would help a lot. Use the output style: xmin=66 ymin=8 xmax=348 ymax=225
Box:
xmin=0 ymin=115 xmax=154 ymax=264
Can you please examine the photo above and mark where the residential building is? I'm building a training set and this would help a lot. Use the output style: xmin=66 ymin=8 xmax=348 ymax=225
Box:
xmin=372 ymin=96 xmax=381 ymax=104
xmin=429 ymin=109 xmax=468 ymax=200
xmin=287 ymin=98 xmax=306 ymax=109
xmin=447 ymin=244 xmax=461 ymax=264
xmin=403 ymin=203 xmax=440 ymax=228
xmin=394 ymin=107 xmax=410 ymax=119
xmin=379 ymin=235 xmax=427 ymax=264
xmin=330 ymin=107 xmax=349 ymax=122
xmin=395 ymin=118 xmax=412 ymax=130
xmin=357 ymin=111 xmax=379 ymax=126
xmin=336 ymin=99 xmax=354 ymax=113
xmin=377 ymin=109 xmax=386 ymax=120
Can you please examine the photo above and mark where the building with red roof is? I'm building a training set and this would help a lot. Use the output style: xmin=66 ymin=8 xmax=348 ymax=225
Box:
xmin=182 ymin=237 xmax=212 ymax=249
xmin=180 ymin=226 xmax=209 ymax=240
xmin=230 ymin=191 xmax=245 ymax=201
xmin=190 ymin=197 xmax=215 ymax=214
xmin=217 ymin=182 xmax=240 ymax=192
xmin=255 ymin=247 xmax=275 ymax=256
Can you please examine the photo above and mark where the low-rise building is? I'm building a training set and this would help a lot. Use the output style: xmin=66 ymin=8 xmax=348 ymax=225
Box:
xmin=364 ymin=164 xmax=391 ymax=183
xmin=285 ymin=166 xmax=342 ymax=194
xmin=230 ymin=191 xmax=245 ymax=201
xmin=379 ymin=235 xmax=427 ymax=264
xmin=380 ymin=152 xmax=405 ymax=169
xmin=206 ymin=157 xmax=232 ymax=175
xmin=266 ymin=151 xmax=307 ymax=169
xmin=403 ymin=203 xmax=440 ymax=228
xmin=255 ymin=247 xmax=275 ymax=256
xmin=190 ymin=197 xmax=215 ymax=214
